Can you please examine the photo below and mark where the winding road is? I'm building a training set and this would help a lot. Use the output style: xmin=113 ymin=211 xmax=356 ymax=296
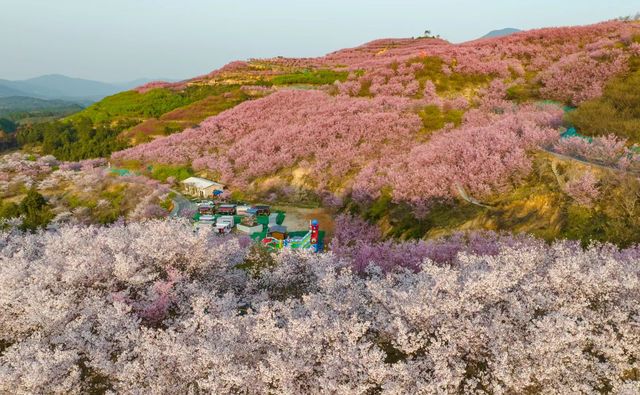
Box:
xmin=170 ymin=190 xmax=196 ymax=217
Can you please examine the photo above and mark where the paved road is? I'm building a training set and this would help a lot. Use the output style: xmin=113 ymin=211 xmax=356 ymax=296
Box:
xmin=170 ymin=190 xmax=196 ymax=217
xmin=540 ymin=148 xmax=640 ymax=176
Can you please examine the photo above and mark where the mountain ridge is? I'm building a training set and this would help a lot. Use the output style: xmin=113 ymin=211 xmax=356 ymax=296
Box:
xmin=0 ymin=75 xmax=178 ymax=104
xmin=481 ymin=27 xmax=522 ymax=39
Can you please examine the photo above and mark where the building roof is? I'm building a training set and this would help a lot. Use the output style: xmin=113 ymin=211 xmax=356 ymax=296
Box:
xmin=181 ymin=177 xmax=224 ymax=190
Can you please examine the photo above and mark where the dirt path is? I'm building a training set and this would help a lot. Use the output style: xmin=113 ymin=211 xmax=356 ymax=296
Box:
xmin=540 ymin=148 xmax=640 ymax=176
xmin=273 ymin=205 xmax=336 ymax=240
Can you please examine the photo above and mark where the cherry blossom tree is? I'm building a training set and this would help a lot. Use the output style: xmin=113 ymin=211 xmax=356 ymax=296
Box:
xmin=1 ymin=220 xmax=639 ymax=393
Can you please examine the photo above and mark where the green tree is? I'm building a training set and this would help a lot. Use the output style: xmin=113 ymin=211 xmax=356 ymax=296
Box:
xmin=0 ymin=201 xmax=20 ymax=219
xmin=18 ymin=188 xmax=53 ymax=232
xmin=0 ymin=118 xmax=17 ymax=133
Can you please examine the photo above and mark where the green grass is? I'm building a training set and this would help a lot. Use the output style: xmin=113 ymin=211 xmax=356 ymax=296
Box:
xmin=123 ymin=88 xmax=251 ymax=141
xmin=150 ymin=164 xmax=194 ymax=182
xmin=419 ymin=105 xmax=465 ymax=132
xmin=409 ymin=56 xmax=492 ymax=94
xmin=271 ymin=69 xmax=349 ymax=85
xmin=69 ymin=84 xmax=239 ymax=125
xmin=566 ymin=56 xmax=640 ymax=143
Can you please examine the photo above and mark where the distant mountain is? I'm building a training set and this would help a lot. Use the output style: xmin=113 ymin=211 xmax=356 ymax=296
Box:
xmin=0 ymin=83 xmax=29 ymax=98
xmin=481 ymin=28 xmax=522 ymax=39
xmin=0 ymin=75 xmax=177 ymax=104
xmin=0 ymin=96 xmax=84 ymax=123
xmin=0 ymin=96 xmax=83 ymax=113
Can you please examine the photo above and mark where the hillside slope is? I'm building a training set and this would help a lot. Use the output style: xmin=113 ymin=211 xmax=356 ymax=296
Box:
xmin=21 ymin=19 xmax=640 ymax=244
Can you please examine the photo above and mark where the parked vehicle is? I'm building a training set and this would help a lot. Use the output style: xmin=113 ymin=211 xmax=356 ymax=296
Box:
xmin=215 ymin=216 xmax=235 ymax=234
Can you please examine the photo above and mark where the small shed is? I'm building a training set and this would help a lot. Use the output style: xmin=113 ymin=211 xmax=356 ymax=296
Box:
xmin=181 ymin=177 xmax=225 ymax=198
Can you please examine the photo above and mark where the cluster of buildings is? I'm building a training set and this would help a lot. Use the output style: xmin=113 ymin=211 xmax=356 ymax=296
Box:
xmin=181 ymin=176 xmax=323 ymax=252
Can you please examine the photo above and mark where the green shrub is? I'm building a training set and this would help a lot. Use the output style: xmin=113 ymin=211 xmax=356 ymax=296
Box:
xmin=3 ymin=188 xmax=55 ymax=232
xmin=567 ymin=58 xmax=640 ymax=142
xmin=365 ymin=188 xmax=393 ymax=221
xmin=271 ymin=69 xmax=348 ymax=85
xmin=410 ymin=56 xmax=491 ymax=94
xmin=0 ymin=201 xmax=20 ymax=219
xmin=506 ymin=83 xmax=540 ymax=102
xmin=17 ymin=116 xmax=132 ymax=161
xmin=0 ymin=118 xmax=17 ymax=133
xmin=419 ymin=105 xmax=464 ymax=132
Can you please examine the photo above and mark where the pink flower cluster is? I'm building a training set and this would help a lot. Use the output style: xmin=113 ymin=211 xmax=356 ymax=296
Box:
xmin=134 ymin=81 xmax=177 ymax=94
xmin=563 ymin=171 xmax=601 ymax=206
xmin=353 ymin=104 xmax=564 ymax=208
xmin=538 ymin=48 xmax=629 ymax=105
xmin=59 ymin=158 xmax=108 ymax=172
xmin=2 ymin=220 xmax=639 ymax=393
xmin=330 ymin=214 xmax=537 ymax=273
xmin=113 ymin=90 xmax=422 ymax=190
xmin=262 ymin=20 xmax=638 ymax=86
xmin=551 ymin=134 xmax=640 ymax=170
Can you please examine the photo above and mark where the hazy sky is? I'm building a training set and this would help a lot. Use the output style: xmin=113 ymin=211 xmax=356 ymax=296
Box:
xmin=1 ymin=0 xmax=638 ymax=82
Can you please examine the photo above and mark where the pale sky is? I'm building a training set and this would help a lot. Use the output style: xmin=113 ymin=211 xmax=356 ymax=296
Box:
xmin=1 ymin=0 xmax=638 ymax=82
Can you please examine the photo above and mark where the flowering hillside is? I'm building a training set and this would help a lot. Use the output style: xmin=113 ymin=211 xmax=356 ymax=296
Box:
xmin=113 ymin=90 xmax=423 ymax=191
xmin=5 ymin=12 xmax=640 ymax=394
xmin=112 ymin=20 xmax=640 ymax=198
xmin=0 ymin=153 xmax=173 ymax=229
xmin=1 ymin=220 xmax=639 ymax=393
xmin=101 ymin=20 xmax=640 ymax=243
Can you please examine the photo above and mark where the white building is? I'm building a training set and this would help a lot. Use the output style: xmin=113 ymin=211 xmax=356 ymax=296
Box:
xmin=181 ymin=177 xmax=224 ymax=198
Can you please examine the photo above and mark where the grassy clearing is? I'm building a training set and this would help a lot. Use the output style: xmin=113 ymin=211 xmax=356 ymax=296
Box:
xmin=409 ymin=56 xmax=492 ymax=94
xmin=271 ymin=69 xmax=349 ymax=85
xmin=122 ymin=88 xmax=252 ymax=143
xmin=419 ymin=105 xmax=465 ymax=133
xmin=566 ymin=56 xmax=640 ymax=143
xmin=149 ymin=164 xmax=194 ymax=182
xmin=69 ymin=84 xmax=238 ymax=125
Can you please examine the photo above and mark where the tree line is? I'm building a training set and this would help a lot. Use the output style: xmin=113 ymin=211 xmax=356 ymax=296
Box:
xmin=16 ymin=116 xmax=133 ymax=161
